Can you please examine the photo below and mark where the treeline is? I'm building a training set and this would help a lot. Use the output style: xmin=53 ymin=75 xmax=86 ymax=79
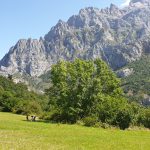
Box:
xmin=0 ymin=59 xmax=150 ymax=130
xmin=0 ymin=76 xmax=48 ymax=116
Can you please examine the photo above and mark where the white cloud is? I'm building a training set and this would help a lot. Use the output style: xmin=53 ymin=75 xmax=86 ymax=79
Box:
xmin=121 ymin=0 xmax=131 ymax=7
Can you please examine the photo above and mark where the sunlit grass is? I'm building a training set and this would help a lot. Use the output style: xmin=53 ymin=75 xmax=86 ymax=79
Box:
xmin=0 ymin=112 xmax=150 ymax=150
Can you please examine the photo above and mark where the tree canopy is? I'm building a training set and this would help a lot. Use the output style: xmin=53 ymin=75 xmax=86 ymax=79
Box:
xmin=46 ymin=59 xmax=133 ymax=129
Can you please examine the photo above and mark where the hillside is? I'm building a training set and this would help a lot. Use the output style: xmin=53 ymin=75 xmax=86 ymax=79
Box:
xmin=0 ymin=75 xmax=48 ymax=113
xmin=1 ymin=0 xmax=150 ymax=77
xmin=0 ymin=112 xmax=150 ymax=150
xmin=121 ymin=55 xmax=150 ymax=105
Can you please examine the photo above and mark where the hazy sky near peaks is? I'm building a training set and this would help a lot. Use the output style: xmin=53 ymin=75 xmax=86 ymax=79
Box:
xmin=0 ymin=0 xmax=128 ymax=59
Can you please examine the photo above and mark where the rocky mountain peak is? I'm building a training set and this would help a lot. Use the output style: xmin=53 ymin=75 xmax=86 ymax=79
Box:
xmin=130 ymin=0 xmax=150 ymax=6
xmin=67 ymin=7 xmax=101 ymax=28
xmin=45 ymin=19 xmax=69 ymax=41
xmin=67 ymin=5 xmax=122 ymax=29
xmin=110 ymin=4 xmax=120 ymax=12
xmin=131 ymin=0 xmax=150 ymax=4
xmin=109 ymin=3 xmax=123 ymax=16
xmin=0 ymin=38 xmax=51 ymax=76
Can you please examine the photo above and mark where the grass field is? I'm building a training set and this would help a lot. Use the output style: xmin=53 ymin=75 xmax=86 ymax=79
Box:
xmin=0 ymin=112 xmax=150 ymax=150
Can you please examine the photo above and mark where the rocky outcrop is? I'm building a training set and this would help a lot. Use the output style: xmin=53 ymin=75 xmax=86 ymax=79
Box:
xmin=141 ymin=94 xmax=150 ymax=106
xmin=0 ymin=39 xmax=51 ymax=76
xmin=117 ymin=68 xmax=134 ymax=78
xmin=130 ymin=0 xmax=150 ymax=6
xmin=1 ymin=1 xmax=150 ymax=76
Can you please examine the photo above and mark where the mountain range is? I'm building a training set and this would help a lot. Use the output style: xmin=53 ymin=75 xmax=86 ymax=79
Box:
xmin=1 ymin=0 xmax=150 ymax=78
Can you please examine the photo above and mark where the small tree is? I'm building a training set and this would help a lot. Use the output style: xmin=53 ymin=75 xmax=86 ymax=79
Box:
xmin=22 ymin=101 xmax=42 ymax=121
xmin=114 ymin=108 xmax=132 ymax=130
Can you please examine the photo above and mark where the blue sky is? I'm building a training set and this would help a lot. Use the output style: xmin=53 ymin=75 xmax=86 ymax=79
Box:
xmin=0 ymin=0 xmax=126 ymax=59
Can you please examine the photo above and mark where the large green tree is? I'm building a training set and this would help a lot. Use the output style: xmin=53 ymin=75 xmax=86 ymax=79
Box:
xmin=47 ymin=59 xmax=130 ymax=128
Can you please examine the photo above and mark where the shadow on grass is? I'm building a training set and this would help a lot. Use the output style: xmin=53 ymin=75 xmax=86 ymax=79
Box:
xmin=22 ymin=119 xmax=76 ymax=126
xmin=22 ymin=119 xmax=52 ymax=123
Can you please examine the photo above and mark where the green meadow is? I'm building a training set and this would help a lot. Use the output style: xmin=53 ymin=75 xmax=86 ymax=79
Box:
xmin=0 ymin=112 xmax=150 ymax=150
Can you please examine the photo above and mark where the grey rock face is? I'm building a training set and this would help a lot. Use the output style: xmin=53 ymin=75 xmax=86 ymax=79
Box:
xmin=1 ymin=3 xmax=150 ymax=76
xmin=0 ymin=39 xmax=51 ymax=76
xmin=117 ymin=68 xmax=134 ymax=78
xmin=141 ymin=94 xmax=150 ymax=106
xmin=130 ymin=0 xmax=150 ymax=5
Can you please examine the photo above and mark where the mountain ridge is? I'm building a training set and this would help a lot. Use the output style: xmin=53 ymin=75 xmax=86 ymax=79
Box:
xmin=1 ymin=1 xmax=150 ymax=76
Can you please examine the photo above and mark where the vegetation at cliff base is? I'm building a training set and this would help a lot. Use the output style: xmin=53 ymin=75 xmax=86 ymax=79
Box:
xmin=122 ymin=56 xmax=150 ymax=104
xmin=0 ymin=75 xmax=48 ymax=116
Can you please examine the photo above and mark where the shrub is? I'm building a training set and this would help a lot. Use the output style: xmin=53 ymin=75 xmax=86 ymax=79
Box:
xmin=114 ymin=109 xmax=132 ymax=130
xmin=138 ymin=109 xmax=150 ymax=129
xmin=83 ymin=117 xmax=98 ymax=127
